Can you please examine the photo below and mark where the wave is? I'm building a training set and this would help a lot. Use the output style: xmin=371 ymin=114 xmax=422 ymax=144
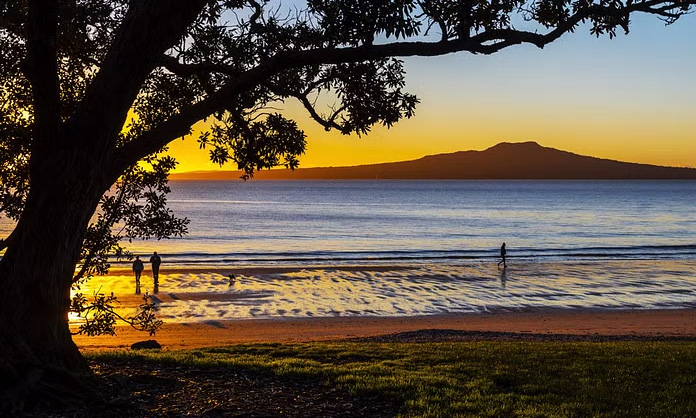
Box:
xmin=108 ymin=244 xmax=696 ymax=267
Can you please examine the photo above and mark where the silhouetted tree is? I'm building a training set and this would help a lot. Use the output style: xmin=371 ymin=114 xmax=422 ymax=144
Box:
xmin=0 ymin=0 xmax=693 ymax=409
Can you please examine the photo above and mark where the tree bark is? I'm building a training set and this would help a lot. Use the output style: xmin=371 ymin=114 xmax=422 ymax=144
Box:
xmin=0 ymin=3 xmax=209 ymax=409
xmin=0 ymin=147 xmax=106 ymax=409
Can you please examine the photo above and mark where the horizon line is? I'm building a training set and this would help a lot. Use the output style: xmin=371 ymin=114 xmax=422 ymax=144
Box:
xmin=170 ymin=141 xmax=696 ymax=179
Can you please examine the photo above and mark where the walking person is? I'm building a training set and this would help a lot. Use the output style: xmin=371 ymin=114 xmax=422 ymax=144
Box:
xmin=497 ymin=242 xmax=507 ymax=269
xmin=150 ymin=251 xmax=161 ymax=293
xmin=132 ymin=255 xmax=144 ymax=294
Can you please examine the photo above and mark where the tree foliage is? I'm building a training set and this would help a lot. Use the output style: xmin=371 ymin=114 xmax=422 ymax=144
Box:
xmin=0 ymin=0 xmax=693 ymax=336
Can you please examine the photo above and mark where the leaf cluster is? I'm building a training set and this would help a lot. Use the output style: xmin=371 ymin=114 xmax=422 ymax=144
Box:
xmin=70 ymin=155 xmax=187 ymax=336
xmin=201 ymin=112 xmax=306 ymax=179
xmin=308 ymin=0 xmax=422 ymax=45
xmin=71 ymin=291 xmax=163 ymax=337
xmin=73 ymin=155 xmax=189 ymax=285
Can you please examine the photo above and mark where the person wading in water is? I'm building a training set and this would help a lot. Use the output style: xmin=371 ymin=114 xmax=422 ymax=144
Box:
xmin=498 ymin=242 xmax=507 ymax=269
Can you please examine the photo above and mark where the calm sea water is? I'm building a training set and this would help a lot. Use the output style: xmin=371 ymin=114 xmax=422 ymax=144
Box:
xmin=62 ymin=180 xmax=696 ymax=321
xmin=118 ymin=180 xmax=696 ymax=267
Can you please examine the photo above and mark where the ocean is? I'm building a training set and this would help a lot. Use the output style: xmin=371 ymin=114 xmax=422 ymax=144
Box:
xmin=4 ymin=180 xmax=695 ymax=321
xmin=120 ymin=180 xmax=696 ymax=267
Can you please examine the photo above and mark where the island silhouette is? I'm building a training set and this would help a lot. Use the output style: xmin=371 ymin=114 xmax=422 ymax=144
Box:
xmin=171 ymin=142 xmax=696 ymax=180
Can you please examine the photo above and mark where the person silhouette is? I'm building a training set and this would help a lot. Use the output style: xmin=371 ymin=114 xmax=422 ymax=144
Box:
xmin=132 ymin=255 xmax=144 ymax=294
xmin=497 ymin=242 xmax=507 ymax=268
xmin=150 ymin=251 xmax=161 ymax=293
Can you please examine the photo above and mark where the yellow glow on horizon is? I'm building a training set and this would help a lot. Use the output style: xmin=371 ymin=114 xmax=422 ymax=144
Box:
xmin=168 ymin=99 xmax=696 ymax=173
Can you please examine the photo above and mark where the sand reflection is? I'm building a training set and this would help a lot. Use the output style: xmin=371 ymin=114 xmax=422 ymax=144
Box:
xmin=71 ymin=260 xmax=696 ymax=325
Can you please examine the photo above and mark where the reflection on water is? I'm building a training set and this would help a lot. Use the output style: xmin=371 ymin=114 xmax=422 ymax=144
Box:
xmin=499 ymin=268 xmax=508 ymax=289
xmin=71 ymin=260 xmax=696 ymax=324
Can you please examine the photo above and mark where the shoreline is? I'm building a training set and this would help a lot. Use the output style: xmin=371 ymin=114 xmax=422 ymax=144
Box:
xmin=73 ymin=307 xmax=696 ymax=351
xmin=76 ymin=259 xmax=696 ymax=323
xmin=97 ymin=256 xmax=696 ymax=274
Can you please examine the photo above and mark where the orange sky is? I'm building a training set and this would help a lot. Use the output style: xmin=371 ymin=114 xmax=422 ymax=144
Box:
xmin=167 ymin=14 xmax=696 ymax=173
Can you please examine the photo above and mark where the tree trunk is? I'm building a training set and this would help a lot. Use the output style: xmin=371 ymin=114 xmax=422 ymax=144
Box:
xmin=0 ymin=155 xmax=105 ymax=410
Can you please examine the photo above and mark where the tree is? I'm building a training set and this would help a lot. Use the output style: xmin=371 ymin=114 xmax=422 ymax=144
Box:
xmin=0 ymin=0 xmax=693 ymax=408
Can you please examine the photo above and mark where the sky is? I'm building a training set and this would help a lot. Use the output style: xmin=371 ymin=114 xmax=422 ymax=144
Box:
xmin=168 ymin=11 xmax=696 ymax=173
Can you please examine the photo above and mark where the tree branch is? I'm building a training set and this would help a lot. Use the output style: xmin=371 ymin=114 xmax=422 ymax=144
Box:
xmin=115 ymin=0 xmax=696 ymax=174
xmin=0 ymin=229 xmax=17 ymax=252
xmin=72 ymin=183 xmax=128 ymax=284
xmin=25 ymin=0 xmax=61 ymax=150
xmin=271 ymin=84 xmax=346 ymax=132
xmin=158 ymin=54 xmax=240 ymax=78
xmin=65 ymin=0 xmax=208 ymax=153
xmin=298 ymin=95 xmax=345 ymax=132
xmin=71 ymin=292 xmax=162 ymax=336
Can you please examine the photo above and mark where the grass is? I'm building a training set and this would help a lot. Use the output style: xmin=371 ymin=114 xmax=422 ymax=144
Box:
xmin=89 ymin=341 xmax=696 ymax=418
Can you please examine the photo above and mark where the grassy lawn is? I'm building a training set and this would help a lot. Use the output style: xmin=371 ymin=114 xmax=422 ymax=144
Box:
xmin=90 ymin=341 xmax=696 ymax=417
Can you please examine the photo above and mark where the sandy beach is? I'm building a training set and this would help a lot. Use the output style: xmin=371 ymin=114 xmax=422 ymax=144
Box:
xmin=73 ymin=308 xmax=696 ymax=351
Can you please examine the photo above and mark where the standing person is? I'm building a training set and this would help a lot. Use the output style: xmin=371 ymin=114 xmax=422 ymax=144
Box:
xmin=497 ymin=242 xmax=507 ymax=268
xmin=150 ymin=251 xmax=162 ymax=293
xmin=132 ymin=255 xmax=144 ymax=294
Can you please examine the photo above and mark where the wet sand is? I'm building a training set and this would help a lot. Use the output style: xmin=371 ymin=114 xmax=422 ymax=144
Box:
xmin=71 ymin=260 xmax=696 ymax=351
xmin=73 ymin=308 xmax=696 ymax=351
xmin=74 ymin=260 xmax=696 ymax=324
